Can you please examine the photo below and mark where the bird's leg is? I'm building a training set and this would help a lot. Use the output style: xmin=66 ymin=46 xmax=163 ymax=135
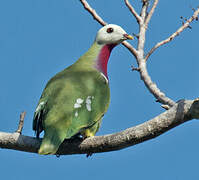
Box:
xmin=86 ymin=152 xmax=93 ymax=158
xmin=81 ymin=129 xmax=95 ymax=158
xmin=82 ymin=129 xmax=95 ymax=139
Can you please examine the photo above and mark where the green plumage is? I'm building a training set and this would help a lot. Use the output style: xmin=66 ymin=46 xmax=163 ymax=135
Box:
xmin=33 ymin=42 xmax=110 ymax=155
xmin=33 ymin=24 xmax=133 ymax=155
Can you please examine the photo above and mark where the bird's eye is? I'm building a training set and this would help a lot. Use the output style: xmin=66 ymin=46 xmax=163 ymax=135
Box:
xmin=106 ymin=27 xmax=114 ymax=33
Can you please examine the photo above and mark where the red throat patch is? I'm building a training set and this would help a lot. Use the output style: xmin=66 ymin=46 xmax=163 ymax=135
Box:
xmin=96 ymin=44 xmax=116 ymax=78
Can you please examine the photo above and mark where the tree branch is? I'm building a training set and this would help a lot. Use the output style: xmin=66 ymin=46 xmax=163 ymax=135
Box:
xmin=135 ymin=1 xmax=176 ymax=106
xmin=145 ymin=0 xmax=159 ymax=28
xmin=122 ymin=41 xmax=138 ymax=60
xmin=137 ymin=1 xmax=148 ymax=52
xmin=0 ymin=99 xmax=198 ymax=155
xmin=79 ymin=0 xmax=107 ymax=26
xmin=15 ymin=112 xmax=26 ymax=134
xmin=124 ymin=0 xmax=142 ymax=23
xmin=139 ymin=61 xmax=176 ymax=106
xmin=145 ymin=7 xmax=199 ymax=61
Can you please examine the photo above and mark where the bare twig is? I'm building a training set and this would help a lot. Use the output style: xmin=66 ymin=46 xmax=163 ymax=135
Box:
xmin=145 ymin=0 xmax=159 ymax=27
xmin=145 ymin=7 xmax=199 ymax=61
xmin=124 ymin=0 xmax=142 ymax=22
xmin=15 ymin=112 xmax=26 ymax=134
xmin=0 ymin=99 xmax=198 ymax=155
xmin=137 ymin=1 xmax=148 ymax=52
xmin=131 ymin=65 xmax=140 ymax=71
xmin=135 ymin=1 xmax=176 ymax=107
xmin=79 ymin=0 xmax=107 ymax=26
xmin=79 ymin=0 xmax=138 ymax=59
xmin=122 ymin=41 xmax=138 ymax=59
xmin=140 ymin=0 xmax=149 ymax=20
xmin=161 ymin=104 xmax=170 ymax=110
xmin=139 ymin=61 xmax=176 ymax=106
xmin=132 ymin=33 xmax=139 ymax=39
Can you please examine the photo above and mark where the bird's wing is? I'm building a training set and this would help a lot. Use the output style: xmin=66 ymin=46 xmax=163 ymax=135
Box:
xmin=32 ymin=70 xmax=67 ymax=138
xmin=33 ymin=99 xmax=47 ymax=138
xmin=35 ymin=70 xmax=110 ymax=154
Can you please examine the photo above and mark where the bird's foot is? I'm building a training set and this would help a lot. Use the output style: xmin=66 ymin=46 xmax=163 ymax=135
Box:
xmin=86 ymin=152 xmax=93 ymax=158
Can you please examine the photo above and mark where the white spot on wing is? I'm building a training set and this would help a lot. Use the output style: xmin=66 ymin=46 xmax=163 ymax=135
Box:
xmin=86 ymin=104 xmax=91 ymax=111
xmin=76 ymin=98 xmax=84 ymax=104
xmin=86 ymin=96 xmax=91 ymax=104
xmin=74 ymin=103 xmax=81 ymax=108
xmin=74 ymin=98 xmax=84 ymax=109
xmin=75 ymin=111 xmax=78 ymax=117
xmin=86 ymin=96 xmax=92 ymax=111
xmin=100 ymin=72 xmax=108 ymax=83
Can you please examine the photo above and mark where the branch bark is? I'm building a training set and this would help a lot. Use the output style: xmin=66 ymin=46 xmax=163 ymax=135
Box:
xmin=0 ymin=99 xmax=198 ymax=155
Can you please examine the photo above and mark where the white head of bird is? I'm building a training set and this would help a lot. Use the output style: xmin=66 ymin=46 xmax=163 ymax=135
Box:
xmin=95 ymin=24 xmax=133 ymax=45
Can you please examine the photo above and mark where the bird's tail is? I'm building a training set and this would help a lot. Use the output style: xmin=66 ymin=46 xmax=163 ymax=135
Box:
xmin=38 ymin=129 xmax=66 ymax=155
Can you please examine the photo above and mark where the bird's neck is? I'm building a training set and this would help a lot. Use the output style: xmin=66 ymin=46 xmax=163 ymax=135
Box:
xmin=74 ymin=42 xmax=116 ymax=78
xmin=95 ymin=43 xmax=116 ymax=77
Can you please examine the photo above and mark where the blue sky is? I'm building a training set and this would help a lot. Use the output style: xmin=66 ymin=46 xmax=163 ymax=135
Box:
xmin=0 ymin=0 xmax=199 ymax=179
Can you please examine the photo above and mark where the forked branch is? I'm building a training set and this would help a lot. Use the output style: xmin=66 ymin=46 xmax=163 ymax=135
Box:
xmin=135 ymin=1 xmax=176 ymax=106
xmin=145 ymin=7 xmax=199 ymax=61
xmin=145 ymin=0 xmax=159 ymax=27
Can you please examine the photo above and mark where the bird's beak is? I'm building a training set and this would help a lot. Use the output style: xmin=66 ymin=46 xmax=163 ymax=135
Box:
xmin=123 ymin=34 xmax=134 ymax=40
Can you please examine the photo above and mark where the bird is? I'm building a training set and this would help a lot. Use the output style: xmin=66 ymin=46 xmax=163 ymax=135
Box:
xmin=33 ymin=24 xmax=133 ymax=155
